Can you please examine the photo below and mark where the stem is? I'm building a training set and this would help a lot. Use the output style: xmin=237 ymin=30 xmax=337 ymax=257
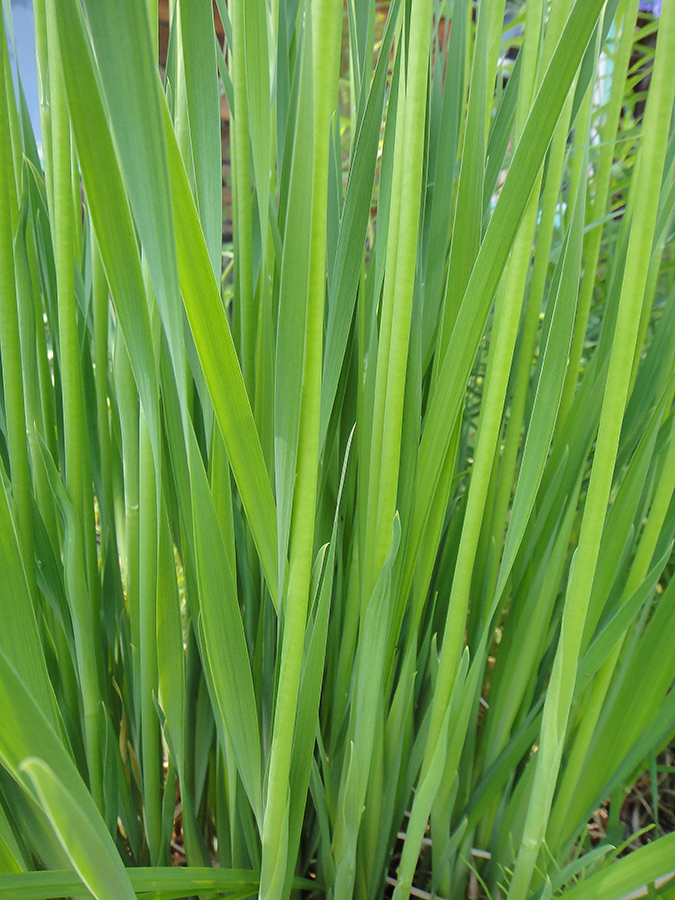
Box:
xmin=33 ymin=0 xmax=53 ymax=212
xmin=46 ymin=0 xmax=99 ymax=600
xmin=139 ymin=410 xmax=162 ymax=864
xmin=259 ymin=4 xmax=342 ymax=898
xmin=115 ymin=335 xmax=141 ymax=732
xmin=231 ymin=0 xmax=256 ymax=397
xmin=363 ymin=55 xmax=405 ymax=599
xmin=46 ymin=0 xmax=105 ymax=811
xmin=0 ymin=21 xmax=35 ymax=598
xmin=92 ymin=232 xmax=116 ymax=549
xmin=371 ymin=0 xmax=433 ymax=580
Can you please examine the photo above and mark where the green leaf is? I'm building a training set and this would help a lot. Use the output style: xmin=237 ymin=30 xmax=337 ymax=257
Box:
xmin=0 ymin=474 xmax=57 ymax=728
xmin=188 ymin=430 xmax=262 ymax=823
xmin=80 ymin=0 xmax=184 ymax=394
xmin=20 ymin=759 xmax=136 ymax=900
xmin=274 ymin=11 xmax=314 ymax=595
xmin=0 ymin=649 xmax=122 ymax=885
xmin=54 ymin=0 xmax=160 ymax=454
xmin=492 ymin=142 xmax=586 ymax=611
xmin=243 ymin=0 xmax=271 ymax=250
xmin=561 ymin=832 xmax=675 ymax=900
xmin=0 ymin=865 xmax=293 ymax=900
xmin=160 ymin=95 xmax=278 ymax=605
xmin=407 ymin=0 xmax=606 ymax=585
xmin=320 ymin=0 xmax=401 ymax=449
xmin=179 ymin=0 xmax=222 ymax=276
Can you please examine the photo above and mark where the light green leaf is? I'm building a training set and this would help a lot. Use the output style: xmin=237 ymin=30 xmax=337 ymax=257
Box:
xmin=561 ymin=832 xmax=675 ymax=900
xmin=160 ymin=95 xmax=278 ymax=605
xmin=179 ymin=0 xmax=223 ymax=277
xmin=188 ymin=430 xmax=262 ymax=824
xmin=407 ymin=0 xmax=606 ymax=585
xmin=20 ymin=759 xmax=136 ymax=900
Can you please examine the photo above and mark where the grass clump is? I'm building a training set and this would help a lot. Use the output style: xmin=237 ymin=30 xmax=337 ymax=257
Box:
xmin=1 ymin=1 xmax=675 ymax=899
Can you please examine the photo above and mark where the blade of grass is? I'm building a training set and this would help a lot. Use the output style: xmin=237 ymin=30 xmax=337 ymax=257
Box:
xmin=188 ymin=427 xmax=262 ymax=825
xmin=506 ymin=6 xmax=675 ymax=895
xmin=261 ymin=4 xmax=342 ymax=897
xmin=20 ymin=759 xmax=136 ymax=900
xmin=400 ymin=0 xmax=606 ymax=612
xmin=367 ymin=0 xmax=432 ymax=591
xmin=0 ymin=866 xmax=318 ymax=900
xmin=35 ymin=434 xmax=105 ymax=813
xmin=45 ymin=0 xmax=100 ymax=625
xmin=320 ymin=0 xmax=401 ymax=450
xmin=138 ymin=410 xmax=163 ymax=864
xmin=160 ymin=94 xmax=278 ymax=602
xmin=79 ymin=0 xmax=185 ymax=402
xmin=52 ymin=0 xmax=161 ymax=456
xmin=562 ymin=831 xmax=675 ymax=900
xmin=179 ymin=0 xmax=222 ymax=278
xmin=333 ymin=516 xmax=401 ymax=900
xmin=0 ymin=15 xmax=34 ymax=597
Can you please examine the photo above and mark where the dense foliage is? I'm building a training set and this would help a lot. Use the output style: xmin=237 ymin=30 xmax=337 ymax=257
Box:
xmin=1 ymin=1 xmax=675 ymax=899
